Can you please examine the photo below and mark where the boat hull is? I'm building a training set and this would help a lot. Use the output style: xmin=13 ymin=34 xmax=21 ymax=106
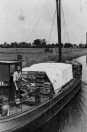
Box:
xmin=0 ymin=73 xmax=82 ymax=132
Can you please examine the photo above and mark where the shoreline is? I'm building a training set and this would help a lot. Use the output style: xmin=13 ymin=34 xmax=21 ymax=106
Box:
xmin=0 ymin=48 xmax=86 ymax=67
xmin=25 ymin=49 xmax=86 ymax=67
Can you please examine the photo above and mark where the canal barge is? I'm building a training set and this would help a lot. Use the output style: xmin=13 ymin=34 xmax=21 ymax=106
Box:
xmin=0 ymin=60 xmax=82 ymax=132
xmin=0 ymin=0 xmax=82 ymax=131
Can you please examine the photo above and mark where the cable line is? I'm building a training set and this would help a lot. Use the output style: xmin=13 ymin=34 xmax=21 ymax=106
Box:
xmin=26 ymin=0 xmax=49 ymax=42
xmin=62 ymin=10 xmax=67 ymax=43
xmin=47 ymin=10 xmax=56 ymax=44
xmin=62 ymin=7 xmax=70 ymax=43
xmin=80 ymin=0 xmax=82 ymax=13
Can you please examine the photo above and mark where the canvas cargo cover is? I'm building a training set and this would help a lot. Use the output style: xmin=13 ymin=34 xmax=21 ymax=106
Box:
xmin=22 ymin=63 xmax=73 ymax=91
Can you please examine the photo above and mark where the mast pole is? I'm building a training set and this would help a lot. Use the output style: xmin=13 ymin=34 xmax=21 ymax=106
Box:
xmin=56 ymin=0 xmax=62 ymax=62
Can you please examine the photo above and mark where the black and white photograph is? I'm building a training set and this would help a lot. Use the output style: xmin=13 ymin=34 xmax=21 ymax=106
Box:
xmin=0 ymin=0 xmax=86 ymax=132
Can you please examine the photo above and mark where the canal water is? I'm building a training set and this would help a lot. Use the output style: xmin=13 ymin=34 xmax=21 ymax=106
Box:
xmin=36 ymin=55 xmax=87 ymax=132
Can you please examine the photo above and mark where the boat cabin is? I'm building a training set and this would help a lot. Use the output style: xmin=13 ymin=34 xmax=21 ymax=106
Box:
xmin=0 ymin=61 xmax=22 ymax=104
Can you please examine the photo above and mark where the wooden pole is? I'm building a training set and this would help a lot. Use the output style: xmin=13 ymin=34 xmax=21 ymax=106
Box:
xmin=56 ymin=0 xmax=62 ymax=62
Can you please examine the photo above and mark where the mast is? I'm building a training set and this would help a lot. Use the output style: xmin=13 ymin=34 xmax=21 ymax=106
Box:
xmin=56 ymin=0 xmax=62 ymax=62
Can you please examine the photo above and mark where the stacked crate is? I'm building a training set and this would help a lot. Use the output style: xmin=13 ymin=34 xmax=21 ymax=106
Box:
xmin=66 ymin=60 xmax=82 ymax=79
xmin=27 ymin=71 xmax=36 ymax=92
xmin=43 ymin=82 xmax=52 ymax=94
xmin=27 ymin=71 xmax=36 ymax=83
xmin=72 ymin=64 xmax=78 ymax=78
xmin=35 ymin=72 xmax=46 ymax=103
xmin=27 ymin=71 xmax=46 ymax=104
xmin=72 ymin=63 xmax=81 ymax=78
xmin=36 ymin=72 xmax=52 ymax=102
xmin=43 ymin=82 xmax=53 ymax=100
xmin=36 ymin=72 xmax=46 ymax=90
xmin=26 ymin=71 xmax=53 ymax=103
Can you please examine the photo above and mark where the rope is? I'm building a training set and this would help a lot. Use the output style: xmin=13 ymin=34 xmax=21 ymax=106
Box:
xmin=47 ymin=10 xmax=56 ymax=44
xmin=62 ymin=10 xmax=67 ymax=43
xmin=26 ymin=0 xmax=49 ymax=42
xmin=62 ymin=7 xmax=70 ymax=43
xmin=80 ymin=0 xmax=82 ymax=13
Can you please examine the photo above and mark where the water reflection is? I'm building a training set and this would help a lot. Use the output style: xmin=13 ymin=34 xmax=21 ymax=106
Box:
xmin=37 ymin=56 xmax=87 ymax=132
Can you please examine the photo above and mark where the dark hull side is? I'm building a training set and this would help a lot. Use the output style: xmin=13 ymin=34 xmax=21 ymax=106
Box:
xmin=0 ymin=73 xmax=82 ymax=132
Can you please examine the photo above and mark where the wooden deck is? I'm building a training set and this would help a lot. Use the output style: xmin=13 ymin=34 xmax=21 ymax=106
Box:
xmin=0 ymin=93 xmax=52 ymax=117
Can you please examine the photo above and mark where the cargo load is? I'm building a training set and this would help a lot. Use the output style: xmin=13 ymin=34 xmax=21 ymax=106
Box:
xmin=66 ymin=59 xmax=82 ymax=78
xmin=22 ymin=63 xmax=73 ymax=91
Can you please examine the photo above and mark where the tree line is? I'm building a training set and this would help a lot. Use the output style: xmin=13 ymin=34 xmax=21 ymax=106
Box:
xmin=0 ymin=39 xmax=86 ymax=48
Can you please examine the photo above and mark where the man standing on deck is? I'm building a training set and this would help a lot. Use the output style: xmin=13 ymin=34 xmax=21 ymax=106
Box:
xmin=13 ymin=66 xmax=26 ymax=98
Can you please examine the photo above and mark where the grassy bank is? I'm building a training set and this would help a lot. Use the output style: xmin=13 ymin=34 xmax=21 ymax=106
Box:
xmin=0 ymin=48 xmax=86 ymax=67
xmin=24 ymin=48 xmax=87 ymax=67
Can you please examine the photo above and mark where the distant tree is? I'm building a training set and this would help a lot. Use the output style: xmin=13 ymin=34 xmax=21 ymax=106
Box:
xmin=51 ymin=43 xmax=55 ymax=48
xmin=54 ymin=43 xmax=63 ymax=48
xmin=33 ymin=39 xmax=47 ymax=48
xmin=20 ymin=42 xmax=27 ymax=48
xmin=10 ymin=42 xmax=18 ymax=48
xmin=61 ymin=43 xmax=63 ymax=47
xmin=27 ymin=43 xmax=31 ymax=48
xmin=79 ymin=43 xmax=83 ymax=48
xmin=64 ymin=43 xmax=72 ymax=48
xmin=72 ymin=44 xmax=78 ymax=48
xmin=41 ymin=39 xmax=47 ymax=47
xmin=0 ymin=44 xmax=4 ymax=48
xmin=33 ymin=39 xmax=42 ymax=47
xmin=4 ymin=42 xmax=7 ymax=47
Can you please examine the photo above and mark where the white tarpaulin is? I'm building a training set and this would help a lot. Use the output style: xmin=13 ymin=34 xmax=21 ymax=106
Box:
xmin=22 ymin=63 xmax=73 ymax=91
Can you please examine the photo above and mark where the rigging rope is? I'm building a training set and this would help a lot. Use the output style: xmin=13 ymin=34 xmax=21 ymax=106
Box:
xmin=47 ymin=10 xmax=56 ymax=44
xmin=62 ymin=10 xmax=67 ymax=43
xmin=62 ymin=7 xmax=70 ymax=43
xmin=26 ymin=0 xmax=49 ymax=42
xmin=80 ymin=0 xmax=82 ymax=13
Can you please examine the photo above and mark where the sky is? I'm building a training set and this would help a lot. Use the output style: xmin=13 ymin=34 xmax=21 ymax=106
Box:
xmin=0 ymin=0 xmax=87 ymax=45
